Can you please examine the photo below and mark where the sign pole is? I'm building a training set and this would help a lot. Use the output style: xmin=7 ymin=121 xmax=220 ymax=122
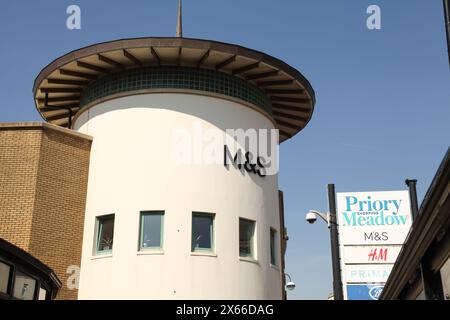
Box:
xmin=327 ymin=184 xmax=344 ymax=300
xmin=405 ymin=179 xmax=419 ymax=220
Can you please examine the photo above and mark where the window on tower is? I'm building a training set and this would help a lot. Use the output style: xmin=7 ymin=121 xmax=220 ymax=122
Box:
xmin=139 ymin=211 xmax=164 ymax=250
xmin=270 ymin=228 xmax=278 ymax=266
xmin=192 ymin=213 xmax=214 ymax=252
xmin=95 ymin=214 xmax=115 ymax=255
xmin=239 ymin=218 xmax=256 ymax=259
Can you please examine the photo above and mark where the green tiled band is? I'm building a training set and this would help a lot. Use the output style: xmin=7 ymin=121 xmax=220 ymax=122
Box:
xmin=80 ymin=66 xmax=272 ymax=114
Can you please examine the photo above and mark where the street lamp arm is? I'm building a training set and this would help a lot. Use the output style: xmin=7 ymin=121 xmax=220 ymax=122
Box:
xmin=309 ymin=210 xmax=329 ymax=224
xmin=284 ymin=273 xmax=292 ymax=282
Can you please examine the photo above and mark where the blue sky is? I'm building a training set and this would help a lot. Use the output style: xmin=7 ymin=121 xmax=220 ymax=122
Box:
xmin=0 ymin=1 xmax=449 ymax=299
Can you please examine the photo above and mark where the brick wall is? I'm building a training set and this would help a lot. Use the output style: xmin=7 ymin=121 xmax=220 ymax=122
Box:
xmin=0 ymin=122 xmax=92 ymax=300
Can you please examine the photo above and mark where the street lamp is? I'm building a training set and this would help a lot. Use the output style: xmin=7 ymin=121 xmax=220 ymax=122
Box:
xmin=305 ymin=184 xmax=344 ymax=300
xmin=305 ymin=210 xmax=330 ymax=228
xmin=284 ymin=273 xmax=296 ymax=291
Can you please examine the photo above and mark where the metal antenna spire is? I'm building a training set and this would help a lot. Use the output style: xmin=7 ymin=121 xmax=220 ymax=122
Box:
xmin=176 ymin=0 xmax=183 ymax=37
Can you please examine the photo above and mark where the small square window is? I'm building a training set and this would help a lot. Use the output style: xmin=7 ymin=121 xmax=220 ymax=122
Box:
xmin=239 ymin=218 xmax=255 ymax=258
xmin=192 ymin=213 xmax=214 ymax=252
xmin=139 ymin=211 xmax=164 ymax=250
xmin=95 ymin=214 xmax=115 ymax=255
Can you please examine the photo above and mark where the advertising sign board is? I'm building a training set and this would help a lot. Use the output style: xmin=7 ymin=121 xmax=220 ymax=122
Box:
xmin=337 ymin=190 xmax=412 ymax=300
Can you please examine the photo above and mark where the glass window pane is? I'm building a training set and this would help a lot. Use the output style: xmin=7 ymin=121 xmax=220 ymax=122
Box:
xmin=440 ymin=257 xmax=450 ymax=299
xmin=239 ymin=219 xmax=255 ymax=258
xmin=13 ymin=271 xmax=36 ymax=300
xmin=416 ymin=290 xmax=425 ymax=300
xmin=192 ymin=213 xmax=214 ymax=251
xmin=140 ymin=212 xmax=164 ymax=249
xmin=38 ymin=287 xmax=47 ymax=300
xmin=96 ymin=215 xmax=115 ymax=254
xmin=270 ymin=229 xmax=277 ymax=266
xmin=0 ymin=262 xmax=10 ymax=293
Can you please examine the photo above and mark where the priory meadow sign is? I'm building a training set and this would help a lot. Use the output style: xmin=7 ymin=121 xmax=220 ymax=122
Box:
xmin=336 ymin=190 xmax=413 ymax=300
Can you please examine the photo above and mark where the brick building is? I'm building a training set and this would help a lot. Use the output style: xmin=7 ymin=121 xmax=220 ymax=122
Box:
xmin=0 ymin=123 xmax=92 ymax=299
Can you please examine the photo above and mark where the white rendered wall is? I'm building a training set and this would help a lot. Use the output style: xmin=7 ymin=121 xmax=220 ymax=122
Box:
xmin=75 ymin=93 xmax=282 ymax=300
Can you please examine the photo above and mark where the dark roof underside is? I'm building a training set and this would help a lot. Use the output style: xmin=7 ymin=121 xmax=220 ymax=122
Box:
xmin=33 ymin=37 xmax=316 ymax=142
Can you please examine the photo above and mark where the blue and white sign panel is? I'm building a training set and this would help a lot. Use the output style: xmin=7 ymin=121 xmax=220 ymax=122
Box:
xmin=336 ymin=190 xmax=413 ymax=300
xmin=346 ymin=284 xmax=385 ymax=300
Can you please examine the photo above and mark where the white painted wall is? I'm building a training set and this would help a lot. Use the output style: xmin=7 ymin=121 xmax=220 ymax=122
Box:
xmin=75 ymin=93 xmax=282 ymax=300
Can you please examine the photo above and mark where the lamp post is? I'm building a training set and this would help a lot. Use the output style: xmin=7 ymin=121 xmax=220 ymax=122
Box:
xmin=305 ymin=184 xmax=344 ymax=300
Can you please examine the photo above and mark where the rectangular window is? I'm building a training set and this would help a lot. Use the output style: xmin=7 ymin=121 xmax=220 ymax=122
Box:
xmin=270 ymin=228 xmax=277 ymax=266
xmin=95 ymin=214 xmax=115 ymax=255
xmin=38 ymin=287 xmax=47 ymax=300
xmin=139 ymin=211 xmax=164 ymax=250
xmin=13 ymin=271 xmax=36 ymax=300
xmin=0 ymin=261 xmax=10 ymax=294
xmin=239 ymin=218 xmax=255 ymax=258
xmin=440 ymin=257 xmax=450 ymax=299
xmin=192 ymin=213 xmax=214 ymax=252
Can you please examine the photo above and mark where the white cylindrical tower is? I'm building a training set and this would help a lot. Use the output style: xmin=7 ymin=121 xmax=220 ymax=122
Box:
xmin=33 ymin=38 xmax=315 ymax=300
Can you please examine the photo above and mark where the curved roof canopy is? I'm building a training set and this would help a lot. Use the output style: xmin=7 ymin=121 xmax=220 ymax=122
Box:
xmin=0 ymin=238 xmax=61 ymax=299
xmin=34 ymin=37 xmax=315 ymax=142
